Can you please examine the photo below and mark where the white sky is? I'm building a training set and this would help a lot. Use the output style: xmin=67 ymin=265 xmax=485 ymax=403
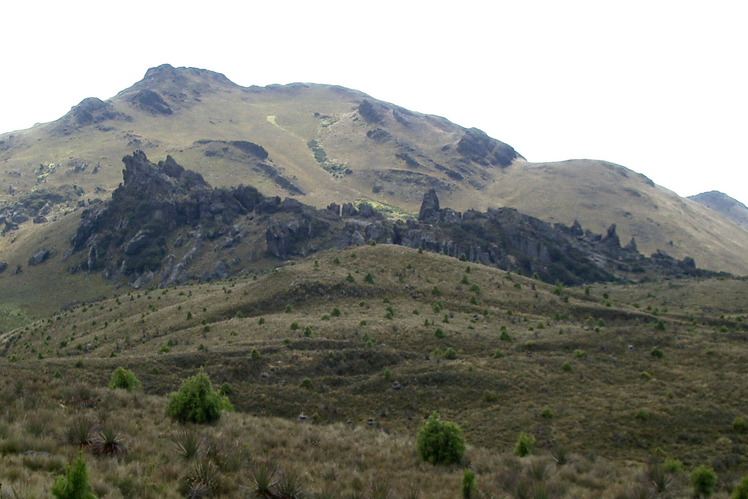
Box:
xmin=2 ymin=0 xmax=747 ymax=205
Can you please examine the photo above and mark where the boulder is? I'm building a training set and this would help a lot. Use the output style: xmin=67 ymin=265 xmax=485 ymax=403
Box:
xmin=28 ymin=248 xmax=51 ymax=266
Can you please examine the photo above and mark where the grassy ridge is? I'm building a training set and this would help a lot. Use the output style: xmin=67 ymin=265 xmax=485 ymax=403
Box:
xmin=1 ymin=245 xmax=747 ymax=496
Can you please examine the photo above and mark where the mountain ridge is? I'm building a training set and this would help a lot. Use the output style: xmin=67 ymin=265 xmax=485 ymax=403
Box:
xmin=1 ymin=64 xmax=747 ymax=275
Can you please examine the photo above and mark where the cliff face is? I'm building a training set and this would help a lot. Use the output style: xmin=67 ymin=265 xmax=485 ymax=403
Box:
xmin=66 ymin=153 xmax=714 ymax=289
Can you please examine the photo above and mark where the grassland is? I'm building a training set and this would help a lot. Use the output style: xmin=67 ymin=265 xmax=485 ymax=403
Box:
xmin=1 ymin=244 xmax=747 ymax=497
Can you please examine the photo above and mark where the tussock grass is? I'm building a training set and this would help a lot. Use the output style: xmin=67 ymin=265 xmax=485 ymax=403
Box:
xmin=1 ymin=245 xmax=747 ymax=496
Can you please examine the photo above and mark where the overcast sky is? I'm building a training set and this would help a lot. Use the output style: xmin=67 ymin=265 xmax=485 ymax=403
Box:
xmin=3 ymin=0 xmax=746 ymax=205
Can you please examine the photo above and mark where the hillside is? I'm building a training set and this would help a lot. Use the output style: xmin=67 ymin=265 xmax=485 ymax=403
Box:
xmin=1 ymin=64 xmax=747 ymax=275
xmin=0 ymin=151 xmax=715 ymax=333
xmin=689 ymin=190 xmax=748 ymax=232
xmin=1 ymin=245 xmax=747 ymax=497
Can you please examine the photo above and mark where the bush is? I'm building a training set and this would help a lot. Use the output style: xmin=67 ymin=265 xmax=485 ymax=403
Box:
xmin=651 ymin=346 xmax=664 ymax=358
xmin=513 ymin=432 xmax=535 ymax=457
xmin=733 ymin=475 xmax=748 ymax=499
xmin=51 ymin=452 xmax=96 ymax=499
xmin=733 ymin=416 xmax=747 ymax=432
xmin=634 ymin=408 xmax=650 ymax=421
xmin=416 ymin=412 xmax=465 ymax=465
xmin=165 ymin=370 xmax=233 ymax=424
xmin=483 ymin=390 xmax=498 ymax=402
xmin=108 ymin=367 xmax=141 ymax=391
xmin=462 ymin=469 xmax=476 ymax=499
xmin=691 ymin=464 xmax=717 ymax=497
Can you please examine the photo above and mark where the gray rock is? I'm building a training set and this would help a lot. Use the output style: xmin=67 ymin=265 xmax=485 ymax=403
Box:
xmin=418 ymin=189 xmax=440 ymax=222
xmin=28 ymin=248 xmax=51 ymax=266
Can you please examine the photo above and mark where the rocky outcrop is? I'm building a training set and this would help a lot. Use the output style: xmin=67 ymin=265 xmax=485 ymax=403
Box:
xmin=28 ymin=248 xmax=51 ymax=266
xmin=53 ymin=98 xmax=129 ymax=135
xmin=0 ymin=185 xmax=85 ymax=234
xmin=358 ymin=100 xmax=383 ymax=124
xmin=130 ymin=89 xmax=173 ymax=115
xmin=418 ymin=189 xmax=440 ymax=222
xmin=456 ymin=128 xmax=523 ymax=167
xmin=67 ymin=152 xmax=716 ymax=288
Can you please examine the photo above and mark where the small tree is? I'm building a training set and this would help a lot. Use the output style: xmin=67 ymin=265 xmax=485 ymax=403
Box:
xmin=108 ymin=367 xmax=141 ymax=391
xmin=416 ymin=412 xmax=465 ymax=465
xmin=691 ymin=464 xmax=717 ymax=498
xmin=166 ymin=370 xmax=232 ymax=424
xmin=51 ymin=452 xmax=96 ymax=499
xmin=513 ymin=432 xmax=535 ymax=457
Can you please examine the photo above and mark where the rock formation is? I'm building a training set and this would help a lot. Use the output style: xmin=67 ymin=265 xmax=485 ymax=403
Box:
xmin=66 ymin=152 xmax=716 ymax=288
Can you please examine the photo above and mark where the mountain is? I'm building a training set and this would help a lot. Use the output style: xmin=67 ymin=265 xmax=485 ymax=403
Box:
xmin=689 ymin=191 xmax=748 ymax=232
xmin=1 ymin=64 xmax=747 ymax=276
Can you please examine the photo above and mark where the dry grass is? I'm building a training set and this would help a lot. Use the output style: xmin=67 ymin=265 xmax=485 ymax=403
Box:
xmin=1 ymin=245 xmax=747 ymax=497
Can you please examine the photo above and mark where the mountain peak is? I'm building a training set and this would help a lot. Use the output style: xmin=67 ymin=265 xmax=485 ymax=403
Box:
xmin=142 ymin=64 xmax=232 ymax=86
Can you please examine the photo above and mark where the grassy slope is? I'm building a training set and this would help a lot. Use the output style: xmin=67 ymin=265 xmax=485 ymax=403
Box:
xmin=1 ymin=245 xmax=747 ymax=496
xmin=482 ymin=159 xmax=748 ymax=274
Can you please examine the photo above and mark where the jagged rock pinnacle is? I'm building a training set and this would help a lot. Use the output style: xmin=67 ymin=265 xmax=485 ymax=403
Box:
xmin=419 ymin=189 xmax=440 ymax=222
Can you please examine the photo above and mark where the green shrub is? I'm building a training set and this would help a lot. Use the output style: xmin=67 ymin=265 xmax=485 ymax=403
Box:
xmin=634 ymin=408 xmax=650 ymax=421
xmin=651 ymin=346 xmax=664 ymax=358
xmin=691 ymin=464 xmax=717 ymax=497
xmin=513 ymin=432 xmax=535 ymax=457
xmin=443 ymin=347 xmax=457 ymax=360
xmin=165 ymin=370 xmax=232 ymax=424
xmin=108 ymin=367 xmax=141 ymax=391
xmin=733 ymin=475 xmax=748 ymax=499
xmin=540 ymin=407 xmax=554 ymax=419
xmin=461 ymin=468 xmax=476 ymax=499
xmin=300 ymin=377 xmax=314 ymax=390
xmin=573 ymin=349 xmax=587 ymax=358
xmin=434 ymin=328 xmax=445 ymax=339
xmin=416 ymin=412 xmax=465 ymax=465
xmin=663 ymin=457 xmax=682 ymax=473
xmin=500 ymin=331 xmax=513 ymax=342
xmin=562 ymin=361 xmax=572 ymax=372
xmin=364 ymin=272 xmax=375 ymax=283
xmin=733 ymin=416 xmax=747 ymax=432
xmin=483 ymin=390 xmax=498 ymax=403
xmin=51 ymin=452 xmax=96 ymax=499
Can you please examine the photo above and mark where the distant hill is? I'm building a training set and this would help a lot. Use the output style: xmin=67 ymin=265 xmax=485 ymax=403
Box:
xmin=689 ymin=190 xmax=748 ymax=232
xmin=1 ymin=64 xmax=747 ymax=274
